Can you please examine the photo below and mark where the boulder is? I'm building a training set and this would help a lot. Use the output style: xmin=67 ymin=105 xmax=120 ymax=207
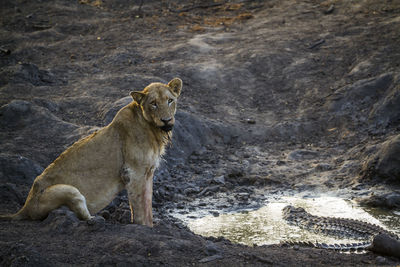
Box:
xmin=361 ymin=134 xmax=400 ymax=183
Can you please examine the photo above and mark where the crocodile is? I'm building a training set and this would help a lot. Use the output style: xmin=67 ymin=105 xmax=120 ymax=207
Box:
xmin=281 ymin=205 xmax=399 ymax=252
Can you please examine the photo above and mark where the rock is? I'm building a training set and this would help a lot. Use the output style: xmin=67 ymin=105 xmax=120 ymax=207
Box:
xmin=369 ymin=77 xmax=400 ymax=128
xmin=326 ymin=73 xmax=393 ymax=116
xmin=371 ymin=233 xmax=400 ymax=258
xmin=359 ymin=192 xmax=400 ymax=209
xmin=212 ymin=175 xmax=225 ymax=185
xmin=287 ymin=150 xmax=319 ymax=161
xmin=0 ymin=153 xmax=43 ymax=186
xmin=32 ymin=98 xmax=60 ymax=113
xmin=87 ymin=215 xmax=106 ymax=231
xmin=361 ymin=134 xmax=400 ymax=183
xmin=276 ymin=160 xmax=286 ymax=166
xmin=210 ymin=211 xmax=220 ymax=217
xmin=0 ymin=100 xmax=84 ymax=166
xmin=375 ymin=256 xmax=387 ymax=265
xmin=0 ymin=183 xmax=24 ymax=206
xmin=114 ymin=209 xmax=131 ymax=224
xmin=99 ymin=210 xmax=111 ymax=220
xmin=41 ymin=207 xmax=80 ymax=233
xmin=314 ymin=163 xmax=333 ymax=172
xmin=205 ymin=240 xmax=222 ymax=256
xmin=183 ymin=186 xmax=201 ymax=196
xmin=11 ymin=63 xmax=66 ymax=86
xmin=197 ymin=185 xmax=220 ymax=197
xmin=0 ymin=100 xmax=33 ymax=128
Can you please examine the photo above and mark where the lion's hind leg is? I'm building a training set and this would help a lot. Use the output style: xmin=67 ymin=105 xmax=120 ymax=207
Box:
xmin=36 ymin=184 xmax=92 ymax=220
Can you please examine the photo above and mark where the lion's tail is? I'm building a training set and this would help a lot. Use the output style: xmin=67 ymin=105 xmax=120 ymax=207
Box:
xmin=0 ymin=207 xmax=29 ymax=221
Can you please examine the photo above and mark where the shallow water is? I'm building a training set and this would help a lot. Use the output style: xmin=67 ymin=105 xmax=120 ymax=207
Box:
xmin=172 ymin=195 xmax=400 ymax=246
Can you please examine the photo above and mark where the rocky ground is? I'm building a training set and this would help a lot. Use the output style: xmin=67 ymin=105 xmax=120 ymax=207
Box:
xmin=1 ymin=0 xmax=400 ymax=265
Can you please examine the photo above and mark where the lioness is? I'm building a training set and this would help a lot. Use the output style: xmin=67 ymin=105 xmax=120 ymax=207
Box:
xmin=0 ymin=78 xmax=182 ymax=227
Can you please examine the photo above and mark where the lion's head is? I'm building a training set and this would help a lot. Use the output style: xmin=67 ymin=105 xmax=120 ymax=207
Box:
xmin=130 ymin=78 xmax=182 ymax=132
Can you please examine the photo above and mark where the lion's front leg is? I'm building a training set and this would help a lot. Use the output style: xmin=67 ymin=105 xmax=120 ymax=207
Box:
xmin=121 ymin=165 xmax=154 ymax=227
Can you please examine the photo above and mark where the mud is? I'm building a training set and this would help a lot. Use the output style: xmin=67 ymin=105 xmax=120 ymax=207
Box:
xmin=1 ymin=0 xmax=400 ymax=266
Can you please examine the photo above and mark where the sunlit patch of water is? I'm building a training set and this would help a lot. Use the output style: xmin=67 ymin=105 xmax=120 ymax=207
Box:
xmin=172 ymin=195 xmax=400 ymax=246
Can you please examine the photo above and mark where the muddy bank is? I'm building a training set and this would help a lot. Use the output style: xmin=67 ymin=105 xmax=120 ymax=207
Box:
xmin=1 ymin=0 xmax=400 ymax=265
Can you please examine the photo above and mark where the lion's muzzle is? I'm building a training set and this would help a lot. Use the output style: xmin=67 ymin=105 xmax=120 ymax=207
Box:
xmin=160 ymin=117 xmax=174 ymax=132
xmin=160 ymin=124 xmax=173 ymax=132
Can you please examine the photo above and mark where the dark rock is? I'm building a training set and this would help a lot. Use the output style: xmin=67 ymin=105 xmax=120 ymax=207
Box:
xmin=314 ymin=163 xmax=333 ymax=172
xmin=41 ymin=207 xmax=80 ymax=233
xmin=114 ymin=209 xmax=131 ymax=224
xmin=0 ymin=100 xmax=33 ymax=128
xmin=276 ymin=160 xmax=286 ymax=166
xmin=183 ymin=186 xmax=201 ymax=196
xmin=197 ymin=185 xmax=220 ymax=197
xmin=87 ymin=215 xmax=106 ymax=231
xmin=0 ymin=153 xmax=43 ymax=186
xmin=369 ymin=77 xmax=400 ymax=128
xmin=361 ymin=134 xmax=400 ymax=183
xmin=359 ymin=192 xmax=400 ymax=209
xmin=324 ymin=4 xmax=335 ymax=14
xmin=0 ymin=101 xmax=87 ymax=166
xmin=99 ymin=209 xmax=111 ymax=220
xmin=0 ymin=183 xmax=24 ymax=206
xmin=212 ymin=175 xmax=225 ymax=185
xmin=12 ymin=63 xmax=66 ymax=86
xmin=326 ymin=73 xmax=393 ymax=116
xmin=205 ymin=240 xmax=222 ymax=256
xmin=210 ymin=211 xmax=220 ymax=217
xmin=371 ymin=234 xmax=400 ymax=258
xmin=32 ymin=98 xmax=60 ymax=113
xmin=375 ymin=256 xmax=387 ymax=265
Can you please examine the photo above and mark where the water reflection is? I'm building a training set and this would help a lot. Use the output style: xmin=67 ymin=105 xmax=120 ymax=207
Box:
xmin=175 ymin=196 xmax=400 ymax=246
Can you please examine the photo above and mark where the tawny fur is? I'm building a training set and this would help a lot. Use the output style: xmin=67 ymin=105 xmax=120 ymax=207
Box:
xmin=0 ymin=78 xmax=182 ymax=227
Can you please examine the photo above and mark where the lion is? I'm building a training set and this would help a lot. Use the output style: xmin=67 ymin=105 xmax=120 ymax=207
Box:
xmin=0 ymin=78 xmax=183 ymax=227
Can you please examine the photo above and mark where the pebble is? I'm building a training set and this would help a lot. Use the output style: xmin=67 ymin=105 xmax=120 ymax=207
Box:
xmin=205 ymin=240 xmax=221 ymax=255
xmin=210 ymin=211 xmax=220 ymax=217
xmin=375 ymin=256 xmax=387 ymax=264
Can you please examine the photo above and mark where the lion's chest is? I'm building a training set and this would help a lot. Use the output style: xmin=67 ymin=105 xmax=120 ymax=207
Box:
xmin=129 ymin=144 xmax=161 ymax=169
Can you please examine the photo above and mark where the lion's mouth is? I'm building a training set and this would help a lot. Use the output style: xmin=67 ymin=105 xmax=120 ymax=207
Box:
xmin=160 ymin=124 xmax=173 ymax=132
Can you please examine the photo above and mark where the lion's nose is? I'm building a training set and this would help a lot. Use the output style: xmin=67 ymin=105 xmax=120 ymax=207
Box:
xmin=161 ymin=118 xmax=172 ymax=124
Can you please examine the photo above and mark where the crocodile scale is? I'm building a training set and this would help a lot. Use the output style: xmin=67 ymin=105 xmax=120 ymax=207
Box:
xmin=281 ymin=205 xmax=399 ymax=252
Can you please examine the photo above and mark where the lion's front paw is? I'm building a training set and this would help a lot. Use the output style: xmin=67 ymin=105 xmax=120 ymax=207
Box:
xmin=87 ymin=215 xmax=106 ymax=231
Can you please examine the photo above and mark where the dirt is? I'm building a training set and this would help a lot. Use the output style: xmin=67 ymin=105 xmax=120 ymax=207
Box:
xmin=1 ymin=0 xmax=400 ymax=266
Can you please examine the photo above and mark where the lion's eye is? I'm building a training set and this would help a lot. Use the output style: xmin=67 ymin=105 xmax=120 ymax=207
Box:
xmin=151 ymin=102 xmax=157 ymax=108
xmin=168 ymin=99 xmax=173 ymax=105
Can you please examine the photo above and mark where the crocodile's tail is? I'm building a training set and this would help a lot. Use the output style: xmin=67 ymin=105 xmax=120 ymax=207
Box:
xmin=281 ymin=241 xmax=372 ymax=252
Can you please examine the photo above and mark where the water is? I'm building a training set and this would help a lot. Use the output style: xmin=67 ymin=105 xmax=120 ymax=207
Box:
xmin=172 ymin=195 xmax=400 ymax=246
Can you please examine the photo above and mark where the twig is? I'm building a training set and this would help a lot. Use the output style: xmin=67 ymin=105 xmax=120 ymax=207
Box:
xmin=308 ymin=39 xmax=325 ymax=49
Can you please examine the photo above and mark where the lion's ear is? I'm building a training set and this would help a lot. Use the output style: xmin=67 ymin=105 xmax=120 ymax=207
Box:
xmin=167 ymin=78 xmax=182 ymax=97
xmin=130 ymin=91 xmax=145 ymax=104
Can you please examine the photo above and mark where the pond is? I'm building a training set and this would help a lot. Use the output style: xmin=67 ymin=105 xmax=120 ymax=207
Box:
xmin=172 ymin=195 xmax=400 ymax=246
